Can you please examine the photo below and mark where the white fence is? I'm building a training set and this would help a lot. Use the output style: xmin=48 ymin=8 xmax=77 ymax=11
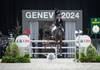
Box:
xmin=30 ymin=40 xmax=76 ymax=58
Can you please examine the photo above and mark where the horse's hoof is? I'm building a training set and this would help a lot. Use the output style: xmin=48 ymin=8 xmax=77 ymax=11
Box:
xmin=59 ymin=53 xmax=62 ymax=56
xmin=58 ymin=53 xmax=62 ymax=56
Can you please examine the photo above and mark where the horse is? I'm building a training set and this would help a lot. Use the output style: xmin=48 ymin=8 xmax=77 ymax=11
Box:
xmin=43 ymin=10 xmax=64 ymax=56
xmin=42 ymin=22 xmax=64 ymax=55
xmin=50 ymin=23 xmax=64 ymax=55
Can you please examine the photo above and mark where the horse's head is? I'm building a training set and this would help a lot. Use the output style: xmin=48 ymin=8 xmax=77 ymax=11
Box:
xmin=50 ymin=24 xmax=64 ymax=40
xmin=51 ymin=24 xmax=57 ymax=32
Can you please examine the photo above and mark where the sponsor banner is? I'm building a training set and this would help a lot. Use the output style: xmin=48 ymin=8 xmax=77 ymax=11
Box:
xmin=15 ymin=35 xmax=30 ymax=47
xmin=76 ymin=35 xmax=91 ymax=47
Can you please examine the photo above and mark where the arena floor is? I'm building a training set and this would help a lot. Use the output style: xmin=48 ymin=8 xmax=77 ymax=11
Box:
xmin=0 ymin=59 xmax=100 ymax=70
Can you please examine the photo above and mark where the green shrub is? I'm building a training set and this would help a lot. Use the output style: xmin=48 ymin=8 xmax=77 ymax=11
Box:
xmin=79 ymin=52 xmax=88 ymax=62
xmin=21 ymin=57 xmax=30 ymax=63
xmin=79 ymin=56 xmax=87 ymax=62
xmin=2 ymin=55 xmax=30 ymax=63
xmin=79 ymin=56 xmax=100 ymax=62
xmin=5 ymin=45 xmax=11 ymax=56
xmin=16 ymin=55 xmax=30 ymax=63
xmin=5 ymin=42 xmax=19 ymax=57
xmin=95 ymin=56 xmax=100 ymax=62
xmin=85 ymin=44 xmax=97 ymax=60
xmin=1 ymin=56 xmax=9 ymax=63
xmin=80 ymin=52 xmax=85 ymax=58
xmin=79 ymin=44 xmax=98 ymax=62
xmin=1 ymin=42 xmax=30 ymax=63
xmin=2 ymin=56 xmax=17 ymax=63
xmin=24 ymin=54 xmax=30 ymax=58
xmin=10 ymin=43 xmax=19 ymax=57
xmin=23 ymin=54 xmax=30 ymax=63
xmin=79 ymin=52 xmax=85 ymax=62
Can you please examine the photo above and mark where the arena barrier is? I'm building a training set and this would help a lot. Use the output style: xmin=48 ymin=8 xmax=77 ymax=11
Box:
xmin=30 ymin=40 xmax=76 ymax=58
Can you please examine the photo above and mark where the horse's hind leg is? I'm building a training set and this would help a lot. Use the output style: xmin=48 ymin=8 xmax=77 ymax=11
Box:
xmin=59 ymin=40 xmax=62 ymax=55
xmin=56 ymin=41 xmax=62 ymax=56
xmin=55 ymin=41 xmax=59 ymax=55
xmin=56 ymin=41 xmax=58 ymax=53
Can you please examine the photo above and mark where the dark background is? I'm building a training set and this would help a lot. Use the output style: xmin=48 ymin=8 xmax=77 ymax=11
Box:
xmin=0 ymin=0 xmax=100 ymax=36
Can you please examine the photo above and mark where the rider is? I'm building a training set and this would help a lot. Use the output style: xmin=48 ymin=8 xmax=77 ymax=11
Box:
xmin=55 ymin=10 xmax=64 ymax=32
